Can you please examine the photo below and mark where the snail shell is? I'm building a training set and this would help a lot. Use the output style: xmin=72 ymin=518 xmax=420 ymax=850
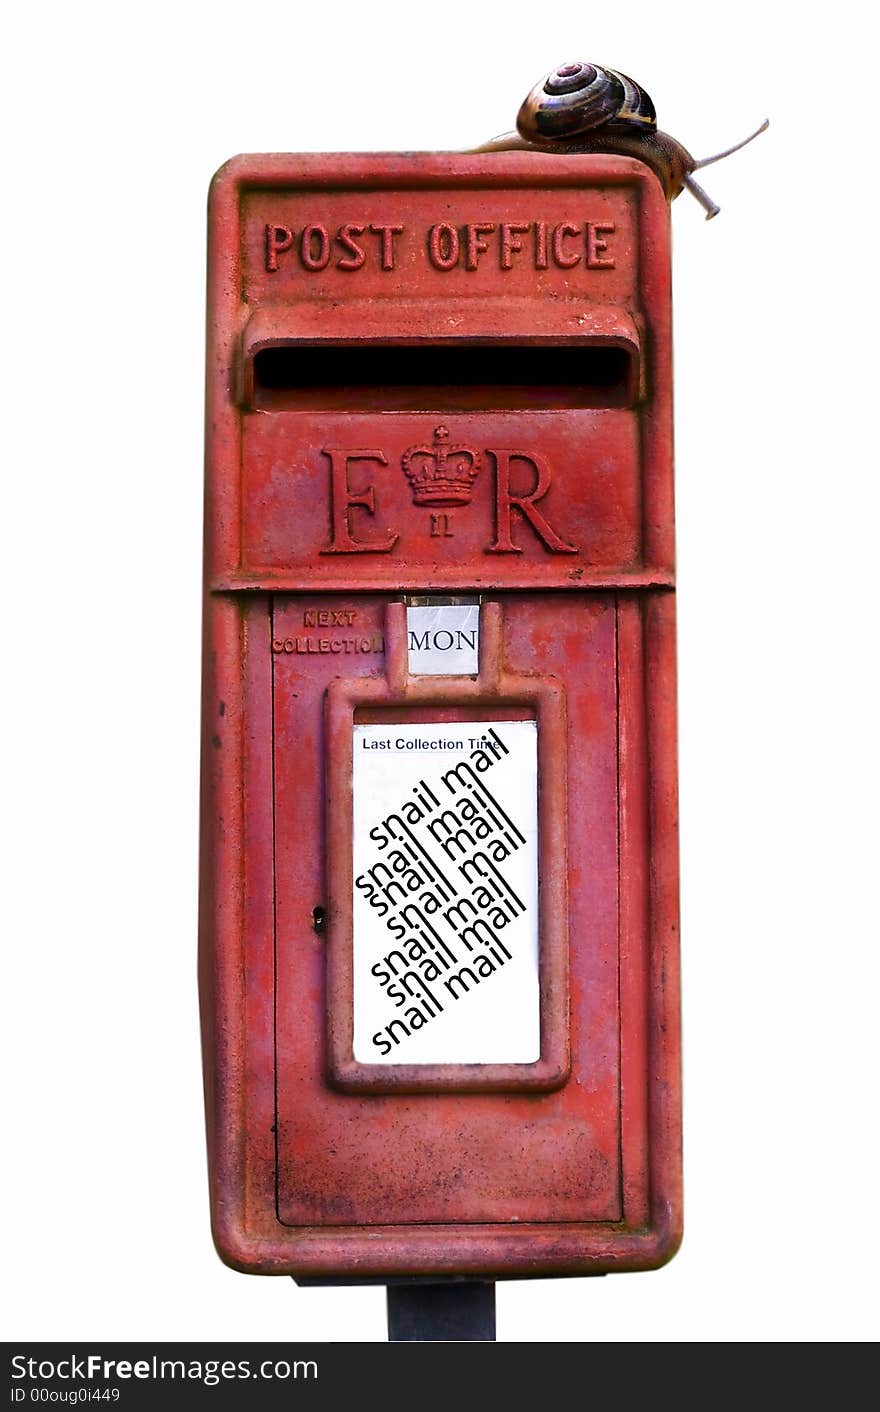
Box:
xmin=517 ymin=62 xmax=657 ymax=142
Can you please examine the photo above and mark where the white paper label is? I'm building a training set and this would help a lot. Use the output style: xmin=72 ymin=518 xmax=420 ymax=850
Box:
xmin=406 ymin=604 xmax=479 ymax=676
xmin=352 ymin=720 xmax=540 ymax=1065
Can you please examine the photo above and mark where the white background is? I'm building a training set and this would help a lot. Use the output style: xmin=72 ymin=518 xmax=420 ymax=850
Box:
xmin=3 ymin=1 xmax=877 ymax=1344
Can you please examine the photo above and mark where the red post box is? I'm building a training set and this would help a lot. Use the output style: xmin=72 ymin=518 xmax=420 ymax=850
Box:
xmin=200 ymin=148 xmax=681 ymax=1282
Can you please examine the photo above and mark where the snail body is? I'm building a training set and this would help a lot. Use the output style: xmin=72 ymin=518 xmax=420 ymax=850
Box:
xmin=478 ymin=124 xmax=695 ymax=205
xmin=497 ymin=61 xmax=695 ymax=204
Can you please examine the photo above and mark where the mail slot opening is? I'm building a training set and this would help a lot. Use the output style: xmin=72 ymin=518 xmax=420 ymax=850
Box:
xmin=250 ymin=341 xmax=638 ymax=411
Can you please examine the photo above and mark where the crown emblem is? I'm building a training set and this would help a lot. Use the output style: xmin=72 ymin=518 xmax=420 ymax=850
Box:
xmin=402 ymin=426 xmax=481 ymax=507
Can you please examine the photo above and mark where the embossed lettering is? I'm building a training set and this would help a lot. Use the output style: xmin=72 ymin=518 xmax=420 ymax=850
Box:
xmin=336 ymin=223 xmax=367 ymax=270
xmin=500 ymin=222 xmax=530 ymax=270
xmin=587 ymin=221 xmax=616 ymax=269
xmin=370 ymin=223 xmax=404 ymax=271
xmin=466 ymin=222 xmax=495 ymax=271
xmin=266 ymin=224 xmax=293 ymax=272
xmin=534 ymin=221 xmax=548 ymax=270
xmin=428 ymin=223 xmax=460 ymax=271
xmin=263 ymin=217 xmax=617 ymax=274
xmin=300 ymin=224 xmax=331 ymax=271
xmin=552 ymin=222 xmax=581 ymax=268
xmin=303 ymin=609 xmax=358 ymax=626
xmin=272 ymin=636 xmax=384 ymax=654
xmin=321 ymin=449 xmax=398 ymax=555
xmin=430 ymin=512 xmax=454 ymax=538
xmin=486 ymin=450 xmax=578 ymax=555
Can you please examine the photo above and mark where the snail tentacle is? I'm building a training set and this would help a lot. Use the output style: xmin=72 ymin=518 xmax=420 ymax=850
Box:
xmin=693 ymin=119 xmax=769 ymax=170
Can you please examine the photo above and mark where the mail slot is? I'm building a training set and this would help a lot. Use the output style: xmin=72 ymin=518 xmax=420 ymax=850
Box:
xmin=200 ymin=150 xmax=681 ymax=1280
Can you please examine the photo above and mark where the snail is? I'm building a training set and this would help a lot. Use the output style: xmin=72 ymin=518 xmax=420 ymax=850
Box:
xmin=478 ymin=61 xmax=767 ymax=219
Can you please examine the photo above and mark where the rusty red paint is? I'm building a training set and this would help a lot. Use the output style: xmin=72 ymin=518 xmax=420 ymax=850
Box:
xmin=200 ymin=152 xmax=682 ymax=1277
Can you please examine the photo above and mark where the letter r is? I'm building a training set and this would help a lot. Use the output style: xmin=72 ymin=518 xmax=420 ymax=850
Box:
xmin=486 ymin=449 xmax=578 ymax=554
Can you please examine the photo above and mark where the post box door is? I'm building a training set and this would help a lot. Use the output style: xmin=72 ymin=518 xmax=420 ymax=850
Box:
xmin=272 ymin=592 xmax=621 ymax=1226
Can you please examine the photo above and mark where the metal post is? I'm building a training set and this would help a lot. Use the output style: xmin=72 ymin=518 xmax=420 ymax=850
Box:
xmin=386 ymin=1281 xmax=496 ymax=1341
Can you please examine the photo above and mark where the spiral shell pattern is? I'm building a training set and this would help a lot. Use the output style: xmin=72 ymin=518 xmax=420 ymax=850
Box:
xmin=517 ymin=62 xmax=657 ymax=142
